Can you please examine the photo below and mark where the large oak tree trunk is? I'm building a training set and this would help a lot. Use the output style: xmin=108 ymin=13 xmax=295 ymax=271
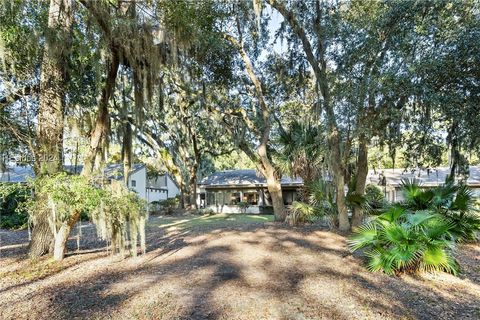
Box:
xmin=265 ymin=170 xmax=285 ymax=221
xmin=352 ymin=135 xmax=369 ymax=227
xmin=29 ymin=210 xmax=54 ymax=258
xmin=29 ymin=0 xmax=73 ymax=258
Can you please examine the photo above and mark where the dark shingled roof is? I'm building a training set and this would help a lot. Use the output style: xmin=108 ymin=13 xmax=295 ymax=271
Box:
xmin=199 ymin=169 xmax=303 ymax=187
xmin=367 ymin=166 xmax=480 ymax=187
xmin=0 ymin=163 xmax=145 ymax=183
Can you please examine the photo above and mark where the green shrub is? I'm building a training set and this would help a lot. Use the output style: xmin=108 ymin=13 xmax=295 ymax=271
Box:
xmin=401 ymin=179 xmax=480 ymax=242
xmin=286 ymin=180 xmax=337 ymax=226
xmin=364 ymin=184 xmax=387 ymax=213
xmin=238 ymin=201 xmax=249 ymax=213
xmin=349 ymin=206 xmax=458 ymax=275
xmin=24 ymin=174 xmax=148 ymax=257
xmin=0 ymin=183 xmax=29 ymax=229
xmin=350 ymin=179 xmax=479 ymax=276
xmin=156 ymin=197 xmax=179 ymax=214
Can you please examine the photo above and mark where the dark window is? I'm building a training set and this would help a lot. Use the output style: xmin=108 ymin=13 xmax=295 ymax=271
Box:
xmin=131 ymin=180 xmax=136 ymax=187
xmin=242 ymin=191 xmax=258 ymax=205
xmin=228 ymin=192 xmax=241 ymax=205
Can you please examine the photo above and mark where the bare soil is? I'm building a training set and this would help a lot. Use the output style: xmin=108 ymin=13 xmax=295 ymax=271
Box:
xmin=0 ymin=215 xmax=479 ymax=320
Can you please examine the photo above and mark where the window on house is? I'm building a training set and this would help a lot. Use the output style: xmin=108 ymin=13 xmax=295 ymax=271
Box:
xmin=228 ymin=191 xmax=241 ymax=205
xmin=282 ymin=190 xmax=296 ymax=205
xmin=131 ymin=180 xmax=136 ymax=187
xmin=242 ymin=191 xmax=258 ymax=205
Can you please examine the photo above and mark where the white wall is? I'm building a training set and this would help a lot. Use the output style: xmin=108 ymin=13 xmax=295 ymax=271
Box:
xmin=128 ymin=167 xmax=147 ymax=201
xmin=204 ymin=204 xmax=264 ymax=214
xmin=166 ymin=174 xmax=180 ymax=198
xmin=147 ymin=188 xmax=168 ymax=203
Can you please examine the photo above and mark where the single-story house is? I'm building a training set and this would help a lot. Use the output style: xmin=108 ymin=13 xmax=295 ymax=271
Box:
xmin=197 ymin=169 xmax=303 ymax=214
xmin=366 ymin=166 xmax=480 ymax=202
xmin=0 ymin=164 xmax=179 ymax=204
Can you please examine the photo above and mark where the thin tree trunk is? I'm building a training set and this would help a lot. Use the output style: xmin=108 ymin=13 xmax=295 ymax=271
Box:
xmin=352 ymin=135 xmax=369 ymax=227
xmin=53 ymin=210 xmax=81 ymax=261
xmin=29 ymin=0 xmax=73 ymax=258
xmin=189 ymin=175 xmax=198 ymax=210
xmin=122 ymin=122 xmax=133 ymax=186
xmin=82 ymin=51 xmax=119 ymax=177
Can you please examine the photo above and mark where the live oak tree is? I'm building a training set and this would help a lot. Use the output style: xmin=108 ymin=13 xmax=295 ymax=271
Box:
xmin=210 ymin=4 xmax=288 ymax=221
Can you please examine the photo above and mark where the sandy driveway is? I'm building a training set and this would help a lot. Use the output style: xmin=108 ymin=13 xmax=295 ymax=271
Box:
xmin=0 ymin=215 xmax=479 ymax=319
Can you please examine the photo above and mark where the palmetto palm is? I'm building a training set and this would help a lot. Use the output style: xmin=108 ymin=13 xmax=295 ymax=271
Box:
xmin=401 ymin=179 xmax=480 ymax=241
xmin=349 ymin=206 xmax=459 ymax=275
xmin=350 ymin=179 xmax=479 ymax=275
xmin=275 ymin=121 xmax=325 ymax=185
xmin=289 ymin=180 xmax=337 ymax=226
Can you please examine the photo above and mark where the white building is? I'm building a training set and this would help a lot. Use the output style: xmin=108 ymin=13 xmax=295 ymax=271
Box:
xmin=146 ymin=173 xmax=180 ymax=203
xmin=366 ymin=166 xmax=480 ymax=202
xmin=0 ymin=164 xmax=180 ymax=204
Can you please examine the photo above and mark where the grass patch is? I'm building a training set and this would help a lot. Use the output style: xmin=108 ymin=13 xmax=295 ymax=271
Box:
xmin=151 ymin=214 xmax=273 ymax=232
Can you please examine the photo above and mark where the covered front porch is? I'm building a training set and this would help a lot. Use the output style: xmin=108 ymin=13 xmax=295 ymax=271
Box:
xmin=198 ymin=186 xmax=299 ymax=214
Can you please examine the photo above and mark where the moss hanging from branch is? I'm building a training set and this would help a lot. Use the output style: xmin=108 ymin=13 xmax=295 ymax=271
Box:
xmin=91 ymin=180 xmax=148 ymax=257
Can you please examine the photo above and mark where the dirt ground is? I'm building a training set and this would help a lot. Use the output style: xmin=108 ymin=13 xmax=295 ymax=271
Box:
xmin=0 ymin=214 xmax=479 ymax=320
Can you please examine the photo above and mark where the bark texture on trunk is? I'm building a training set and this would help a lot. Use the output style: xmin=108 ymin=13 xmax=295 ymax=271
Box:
xmin=29 ymin=211 xmax=54 ymax=258
xmin=265 ymin=169 xmax=286 ymax=221
xmin=30 ymin=0 xmax=73 ymax=258
xmin=188 ymin=175 xmax=197 ymax=210
xmin=53 ymin=210 xmax=81 ymax=261
xmin=82 ymin=51 xmax=119 ymax=177
xmin=36 ymin=0 xmax=72 ymax=176
xmin=268 ymin=0 xmax=349 ymax=230
xmin=352 ymin=135 xmax=369 ymax=227
xmin=122 ymin=122 xmax=133 ymax=185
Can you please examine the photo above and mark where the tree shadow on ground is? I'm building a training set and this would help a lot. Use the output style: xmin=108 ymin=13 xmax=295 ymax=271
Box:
xmin=1 ymin=221 xmax=479 ymax=320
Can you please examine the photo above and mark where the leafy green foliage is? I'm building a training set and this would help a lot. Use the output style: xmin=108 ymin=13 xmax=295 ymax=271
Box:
xmin=350 ymin=179 xmax=479 ymax=275
xmin=287 ymin=180 xmax=337 ymax=226
xmin=275 ymin=121 xmax=325 ymax=184
xmin=364 ymin=184 xmax=387 ymax=214
xmin=25 ymin=173 xmax=103 ymax=226
xmin=349 ymin=206 xmax=458 ymax=275
xmin=401 ymin=179 xmax=480 ymax=242
xmin=151 ymin=197 xmax=179 ymax=215
xmin=0 ymin=183 xmax=29 ymax=229
xmin=23 ymin=174 xmax=148 ymax=257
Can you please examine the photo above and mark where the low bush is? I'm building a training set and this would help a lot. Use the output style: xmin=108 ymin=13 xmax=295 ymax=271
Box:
xmin=350 ymin=179 xmax=479 ymax=276
xmin=156 ymin=197 xmax=179 ymax=214
xmin=0 ymin=183 xmax=29 ymax=229
xmin=238 ymin=201 xmax=249 ymax=213
xmin=364 ymin=184 xmax=387 ymax=214
xmin=286 ymin=180 xmax=337 ymax=226
xmin=349 ymin=206 xmax=458 ymax=275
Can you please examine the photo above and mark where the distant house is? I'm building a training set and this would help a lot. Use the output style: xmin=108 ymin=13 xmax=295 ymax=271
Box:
xmin=367 ymin=166 xmax=480 ymax=202
xmin=147 ymin=173 xmax=180 ymax=203
xmin=0 ymin=164 xmax=180 ymax=204
xmin=198 ymin=169 xmax=303 ymax=214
